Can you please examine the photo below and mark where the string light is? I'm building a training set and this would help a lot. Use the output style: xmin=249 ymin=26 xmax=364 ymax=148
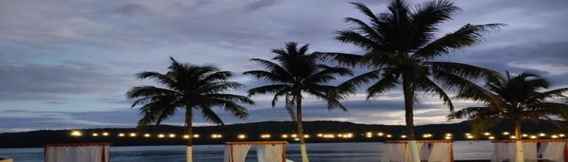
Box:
xmin=237 ymin=134 xmax=247 ymax=139
xmin=92 ymin=133 xmax=99 ymax=137
xmin=281 ymin=134 xmax=289 ymax=139
xmin=401 ymin=135 xmax=407 ymax=139
xmin=118 ymin=133 xmax=125 ymax=137
xmin=559 ymin=134 xmax=565 ymax=138
xmin=144 ymin=133 xmax=151 ymax=138
xmin=539 ymin=133 xmax=546 ymax=137
xmin=102 ymin=132 xmax=109 ymax=136
xmin=70 ymin=130 xmax=82 ymax=137
xmin=530 ymin=135 xmax=537 ymax=139
xmin=502 ymin=132 xmax=510 ymax=135
xmin=193 ymin=134 xmax=200 ymax=138
xmin=183 ymin=135 xmax=190 ymax=139
xmin=377 ymin=132 xmax=384 ymax=137
xmin=489 ymin=136 xmax=495 ymax=140
xmin=260 ymin=134 xmax=271 ymax=139
xmin=129 ymin=133 xmax=137 ymax=137
xmin=157 ymin=134 xmax=165 ymax=138
xmin=483 ymin=132 xmax=491 ymax=136
xmin=366 ymin=132 xmax=373 ymax=138
xmin=211 ymin=134 xmax=222 ymax=139
xmin=551 ymin=135 xmax=559 ymax=139
xmin=168 ymin=134 xmax=176 ymax=138
xmin=386 ymin=134 xmax=392 ymax=138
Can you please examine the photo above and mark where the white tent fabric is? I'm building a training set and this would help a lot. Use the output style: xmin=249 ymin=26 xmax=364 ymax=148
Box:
xmin=428 ymin=143 xmax=452 ymax=162
xmin=45 ymin=144 xmax=108 ymax=162
xmin=380 ymin=143 xmax=406 ymax=162
xmin=542 ymin=142 xmax=566 ymax=162
xmin=521 ymin=143 xmax=537 ymax=162
xmin=224 ymin=144 xmax=252 ymax=162
xmin=493 ymin=142 xmax=515 ymax=162
xmin=224 ymin=142 xmax=287 ymax=162
xmin=493 ymin=142 xmax=539 ymax=162
xmin=381 ymin=142 xmax=450 ymax=162
xmin=257 ymin=144 xmax=284 ymax=162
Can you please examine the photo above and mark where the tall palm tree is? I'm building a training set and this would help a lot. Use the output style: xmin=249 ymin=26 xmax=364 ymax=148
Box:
xmin=316 ymin=0 xmax=501 ymax=161
xmin=244 ymin=42 xmax=352 ymax=162
xmin=450 ymin=72 xmax=568 ymax=162
xmin=127 ymin=57 xmax=254 ymax=162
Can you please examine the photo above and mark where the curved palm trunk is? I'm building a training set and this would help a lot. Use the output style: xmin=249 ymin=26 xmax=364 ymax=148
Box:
xmin=514 ymin=120 xmax=524 ymax=162
xmin=296 ymin=94 xmax=310 ymax=162
xmin=403 ymin=79 xmax=420 ymax=162
xmin=185 ymin=109 xmax=193 ymax=162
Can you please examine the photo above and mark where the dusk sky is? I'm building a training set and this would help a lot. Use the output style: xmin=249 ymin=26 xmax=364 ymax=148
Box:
xmin=1 ymin=0 xmax=567 ymax=132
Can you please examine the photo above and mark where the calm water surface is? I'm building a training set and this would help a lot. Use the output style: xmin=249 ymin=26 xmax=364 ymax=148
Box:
xmin=0 ymin=141 xmax=492 ymax=162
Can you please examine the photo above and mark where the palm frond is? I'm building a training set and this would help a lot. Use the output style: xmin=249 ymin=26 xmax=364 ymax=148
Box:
xmin=413 ymin=23 xmax=503 ymax=59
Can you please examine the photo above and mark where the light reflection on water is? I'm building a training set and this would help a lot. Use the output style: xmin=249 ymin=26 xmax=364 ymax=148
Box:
xmin=0 ymin=141 xmax=492 ymax=162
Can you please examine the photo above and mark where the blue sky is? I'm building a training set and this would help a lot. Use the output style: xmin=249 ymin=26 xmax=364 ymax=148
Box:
xmin=1 ymin=0 xmax=567 ymax=132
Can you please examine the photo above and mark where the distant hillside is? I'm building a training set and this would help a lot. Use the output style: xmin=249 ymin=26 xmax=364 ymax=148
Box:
xmin=0 ymin=120 xmax=566 ymax=148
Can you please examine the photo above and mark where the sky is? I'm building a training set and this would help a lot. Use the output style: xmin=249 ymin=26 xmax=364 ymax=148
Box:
xmin=0 ymin=0 xmax=567 ymax=132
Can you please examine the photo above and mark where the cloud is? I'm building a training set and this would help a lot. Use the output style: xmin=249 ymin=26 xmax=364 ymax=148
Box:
xmin=0 ymin=0 xmax=567 ymax=132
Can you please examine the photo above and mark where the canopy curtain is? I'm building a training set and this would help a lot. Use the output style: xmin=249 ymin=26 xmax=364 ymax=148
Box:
xmin=493 ymin=142 xmax=537 ymax=162
xmin=45 ymin=145 xmax=108 ymax=162
xmin=257 ymin=144 xmax=285 ymax=162
xmin=428 ymin=142 xmax=452 ymax=162
xmin=224 ymin=144 xmax=252 ymax=162
xmin=541 ymin=141 xmax=566 ymax=162
xmin=380 ymin=142 xmax=424 ymax=162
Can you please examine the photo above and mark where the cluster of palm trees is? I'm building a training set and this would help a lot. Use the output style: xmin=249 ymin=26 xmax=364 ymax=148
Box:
xmin=126 ymin=0 xmax=568 ymax=162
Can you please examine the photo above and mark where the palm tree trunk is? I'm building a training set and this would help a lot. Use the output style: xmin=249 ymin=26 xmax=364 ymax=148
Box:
xmin=185 ymin=109 xmax=193 ymax=162
xmin=296 ymin=93 xmax=310 ymax=162
xmin=514 ymin=120 xmax=524 ymax=162
xmin=403 ymin=78 xmax=420 ymax=162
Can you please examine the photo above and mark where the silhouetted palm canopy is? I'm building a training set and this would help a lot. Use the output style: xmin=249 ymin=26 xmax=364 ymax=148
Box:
xmin=244 ymin=42 xmax=352 ymax=112
xmin=127 ymin=57 xmax=253 ymax=127
xmin=449 ymin=72 xmax=568 ymax=130
xmin=317 ymin=0 xmax=502 ymax=138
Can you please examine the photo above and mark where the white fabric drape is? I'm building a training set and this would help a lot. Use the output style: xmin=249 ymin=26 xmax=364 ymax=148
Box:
xmin=257 ymin=144 xmax=284 ymax=162
xmin=46 ymin=145 xmax=107 ymax=162
xmin=380 ymin=143 xmax=406 ymax=162
xmin=493 ymin=142 xmax=540 ymax=162
xmin=224 ymin=144 xmax=252 ymax=162
xmin=542 ymin=142 xmax=566 ymax=162
xmin=404 ymin=142 xmax=422 ymax=162
xmin=493 ymin=142 xmax=515 ymax=162
xmin=521 ymin=143 xmax=537 ymax=162
xmin=428 ymin=143 xmax=452 ymax=162
xmin=420 ymin=143 xmax=433 ymax=161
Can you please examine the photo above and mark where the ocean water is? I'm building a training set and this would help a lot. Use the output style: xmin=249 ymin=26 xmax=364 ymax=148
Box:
xmin=0 ymin=141 xmax=492 ymax=162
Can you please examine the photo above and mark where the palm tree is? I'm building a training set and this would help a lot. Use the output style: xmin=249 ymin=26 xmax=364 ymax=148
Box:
xmin=449 ymin=72 xmax=568 ymax=162
xmin=316 ymin=0 xmax=501 ymax=161
xmin=244 ymin=42 xmax=352 ymax=162
xmin=127 ymin=57 xmax=254 ymax=162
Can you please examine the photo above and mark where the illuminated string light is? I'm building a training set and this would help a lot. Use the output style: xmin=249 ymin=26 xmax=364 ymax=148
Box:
xmin=539 ymin=133 xmax=546 ymax=137
xmin=102 ymin=132 xmax=109 ymax=136
xmin=377 ymin=132 xmax=384 ymax=137
xmin=502 ymin=132 xmax=510 ymax=135
xmin=237 ymin=134 xmax=247 ymax=139
xmin=129 ymin=133 xmax=137 ymax=137
xmin=70 ymin=130 xmax=83 ymax=137
xmin=401 ymin=135 xmax=407 ymax=139
xmin=193 ymin=134 xmax=200 ymax=138
xmin=489 ymin=136 xmax=495 ymax=140
xmin=530 ymin=135 xmax=537 ymax=139
xmin=158 ymin=134 xmax=165 ymax=138
xmin=366 ymin=132 xmax=373 ymax=138
xmin=551 ymin=135 xmax=559 ymax=139
xmin=386 ymin=134 xmax=392 ymax=138
xmin=92 ymin=133 xmax=99 ymax=137
xmin=281 ymin=134 xmax=289 ymax=139
xmin=118 ymin=133 xmax=125 ymax=137
xmin=168 ymin=134 xmax=176 ymax=138
xmin=483 ymin=132 xmax=491 ymax=136
xmin=260 ymin=134 xmax=271 ymax=139
xmin=183 ymin=135 xmax=190 ymax=139
xmin=144 ymin=134 xmax=151 ymax=138
xmin=211 ymin=134 xmax=222 ymax=139
xmin=559 ymin=134 xmax=565 ymax=138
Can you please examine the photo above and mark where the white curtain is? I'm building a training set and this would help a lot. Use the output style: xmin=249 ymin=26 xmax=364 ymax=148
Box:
xmin=493 ymin=142 xmax=515 ymax=162
xmin=404 ymin=142 xmax=422 ymax=162
xmin=521 ymin=143 xmax=537 ymax=162
xmin=542 ymin=142 xmax=566 ymax=162
xmin=46 ymin=145 xmax=107 ymax=162
xmin=380 ymin=143 xmax=406 ymax=162
xmin=224 ymin=144 xmax=252 ymax=162
xmin=420 ymin=143 xmax=433 ymax=161
xmin=257 ymin=144 xmax=284 ymax=162
xmin=428 ymin=143 xmax=452 ymax=162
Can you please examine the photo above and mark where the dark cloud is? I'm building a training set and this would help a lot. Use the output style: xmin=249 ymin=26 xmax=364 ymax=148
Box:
xmin=0 ymin=0 xmax=567 ymax=132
